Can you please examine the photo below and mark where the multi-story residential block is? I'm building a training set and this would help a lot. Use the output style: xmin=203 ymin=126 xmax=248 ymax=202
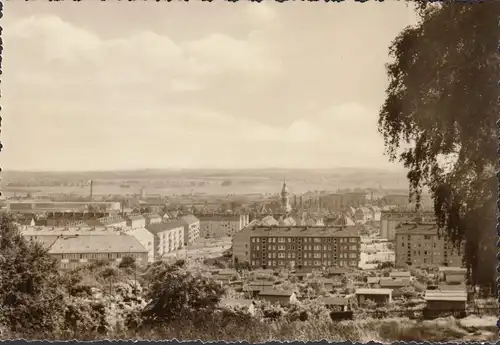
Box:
xmin=233 ymin=225 xmax=361 ymax=270
xmin=145 ymin=220 xmax=185 ymax=259
xmin=180 ymin=215 xmax=200 ymax=245
xmin=395 ymin=222 xmax=464 ymax=268
xmin=47 ymin=234 xmax=148 ymax=270
xmin=195 ymin=213 xmax=250 ymax=238
xmin=381 ymin=211 xmax=435 ymax=240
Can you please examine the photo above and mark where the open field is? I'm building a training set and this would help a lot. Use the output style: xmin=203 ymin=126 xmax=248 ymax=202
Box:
xmin=1 ymin=168 xmax=412 ymax=197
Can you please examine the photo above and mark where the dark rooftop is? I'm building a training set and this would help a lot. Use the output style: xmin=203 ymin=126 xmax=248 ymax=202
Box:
xmin=249 ymin=226 xmax=360 ymax=238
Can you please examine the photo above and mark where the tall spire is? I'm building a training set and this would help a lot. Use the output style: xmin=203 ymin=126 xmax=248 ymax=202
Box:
xmin=280 ymin=179 xmax=291 ymax=214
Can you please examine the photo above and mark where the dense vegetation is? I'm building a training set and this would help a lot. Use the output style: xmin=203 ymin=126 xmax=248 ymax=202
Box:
xmin=378 ymin=2 xmax=499 ymax=289
xmin=0 ymin=215 xmax=496 ymax=342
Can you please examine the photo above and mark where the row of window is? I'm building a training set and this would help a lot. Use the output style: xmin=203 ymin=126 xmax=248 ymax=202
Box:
xmin=55 ymin=252 xmax=143 ymax=260
xmin=251 ymin=244 xmax=358 ymax=251
xmin=251 ymin=237 xmax=358 ymax=244
xmin=252 ymin=252 xmax=358 ymax=259
xmin=250 ymin=260 xmax=358 ymax=267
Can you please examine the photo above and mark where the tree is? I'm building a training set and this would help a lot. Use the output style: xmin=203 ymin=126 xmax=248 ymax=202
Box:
xmin=378 ymin=2 xmax=499 ymax=289
xmin=119 ymin=256 xmax=136 ymax=269
xmin=0 ymin=215 xmax=66 ymax=335
xmin=141 ymin=260 xmax=224 ymax=324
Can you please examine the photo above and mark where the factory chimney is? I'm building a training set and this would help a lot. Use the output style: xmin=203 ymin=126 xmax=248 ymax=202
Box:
xmin=89 ymin=180 xmax=93 ymax=202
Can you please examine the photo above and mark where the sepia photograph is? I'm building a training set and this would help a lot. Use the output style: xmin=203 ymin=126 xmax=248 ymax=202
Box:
xmin=0 ymin=0 xmax=498 ymax=343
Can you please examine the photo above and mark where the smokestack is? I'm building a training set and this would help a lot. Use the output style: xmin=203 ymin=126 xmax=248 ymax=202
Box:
xmin=90 ymin=180 xmax=93 ymax=202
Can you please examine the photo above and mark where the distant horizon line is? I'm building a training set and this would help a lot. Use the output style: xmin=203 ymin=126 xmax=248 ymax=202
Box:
xmin=3 ymin=166 xmax=408 ymax=174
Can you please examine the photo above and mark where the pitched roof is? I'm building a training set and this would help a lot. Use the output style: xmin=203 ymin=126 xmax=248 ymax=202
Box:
xmin=355 ymin=288 xmax=392 ymax=295
xmin=389 ymin=271 xmax=411 ymax=278
xmin=195 ymin=214 xmax=242 ymax=221
xmin=146 ymin=220 xmax=185 ymax=234
xmin=48 ymin=234 xmax=147 ymax=254
xmin=258 ymin=289 xmax=293 ymax=297
xmin=379 ymin=278 xmax=411 ymax=287
xmin=248 ymin=281 xmax=274 ymax=287
xmin=280 ymin=217 xmax=296 ymax=226
xmin=260 ymin=216 xmax=279 ymax=226
xmin=395 ymin=222 xmax=440 ymax=236
xmin=220 ymin=299 xmax=254 ymax=307
xmin=424 ymin=290 xmax=467 ymax=302
xmin=438 ymin=267 xmax=467 ymax=274
xmin=357 ymin=207 xmax=371 ymax=214
xmin=249 ymin=226 xmax=360 ymax=238
xmin=127 ymin=215 xmax=145 ymax=222
xmin=181 ymin=214 xmax=199 ymax=225
xmin=100 ymin=216 xmax=126 ymax=226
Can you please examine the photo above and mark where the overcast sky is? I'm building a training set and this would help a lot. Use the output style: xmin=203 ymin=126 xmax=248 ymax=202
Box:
xmin=2 ymin=1 xmax=418 ymax=171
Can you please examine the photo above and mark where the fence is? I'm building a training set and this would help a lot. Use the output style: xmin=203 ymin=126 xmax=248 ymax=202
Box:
xmin=354 ymin=306 xmax=496 ymax=320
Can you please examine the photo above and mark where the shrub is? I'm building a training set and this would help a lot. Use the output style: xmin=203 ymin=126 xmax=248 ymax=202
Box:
xmin=119 ymin=256 xmax=136 ymax=269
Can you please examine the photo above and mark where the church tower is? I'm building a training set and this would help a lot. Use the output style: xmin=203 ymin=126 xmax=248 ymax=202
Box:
xmin=281 ymin=180 xmax=292 ymax=214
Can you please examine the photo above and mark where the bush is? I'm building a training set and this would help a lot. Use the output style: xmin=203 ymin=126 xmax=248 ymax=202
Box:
xmin=119 ymin=256 xmax=136 ymax=269
xmin=141 ymin=260 xmax=224 ymax=324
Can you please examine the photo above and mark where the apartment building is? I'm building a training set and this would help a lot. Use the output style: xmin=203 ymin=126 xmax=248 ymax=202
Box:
xmin=48 ymin=234 xmax=148 ymax=270
xmin=180 ymin=215 xmax=201 ymax=245
xmin=232 ymin=220 xmax=260 ymax=264
xmin=395 ymin=222 xmax=464 ymax=268
xmin=196 ymin=213 xmax=250 ymax=238
xmin=146 ymin=220 xmax=185 ymax=258
xmin=233 ymin=225 xmax=361 ymax=270
xmin=380 ymin=211 xmax=435 ymax=240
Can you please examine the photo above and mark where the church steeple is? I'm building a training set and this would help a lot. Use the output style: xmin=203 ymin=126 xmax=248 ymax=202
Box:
xmin=281 ymin=179 xmax=291 ymax=214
